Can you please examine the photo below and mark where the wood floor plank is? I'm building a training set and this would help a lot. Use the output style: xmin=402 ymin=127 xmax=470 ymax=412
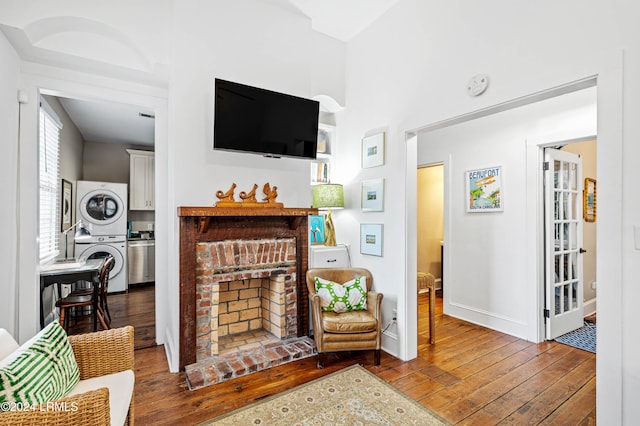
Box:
xmin=457 ymin=348 xmax=594 ymax=424
xmin=450 ymin=339 xmax=534 ymax=379
xmin=498 ymin=357 xmax=596 ymax=424
xmin=418 ymin=345 xmax=558 ymax=411
xmin=538 ymin=376 xmax=596 ymax=425
xmin=424 ymin=343 xmax=576 ymax=421
xmin=66 ymin=284 xmax=156 ymax=349
xmin=91 ymin=286 xmax=595 ymax=425
xmin=436 ymin=333 xmax=520 ymax=371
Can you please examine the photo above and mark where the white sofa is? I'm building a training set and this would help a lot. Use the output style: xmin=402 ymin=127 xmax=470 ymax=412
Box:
xmin=0 ymin=324 xmax=135 ymax=426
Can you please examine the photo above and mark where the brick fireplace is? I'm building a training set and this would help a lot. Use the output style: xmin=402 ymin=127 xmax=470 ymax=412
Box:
xmin=178 ymin=207 xmax=317 ymax=371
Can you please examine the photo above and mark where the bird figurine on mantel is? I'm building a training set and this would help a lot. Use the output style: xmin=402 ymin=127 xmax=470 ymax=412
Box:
xmin=215 ymin=183 xmax=236 ymax=202
xmin=239 ymin=184 xmax=258 ymax=203
xmin=262 ymin=183 xmax=283 ymax=207
xmin=214 ymin=182 xmax=283 ymax=207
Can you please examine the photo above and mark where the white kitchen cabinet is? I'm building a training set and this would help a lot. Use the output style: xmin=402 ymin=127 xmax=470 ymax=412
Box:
xmin=127 ymin=149 xmax=155 ymax=210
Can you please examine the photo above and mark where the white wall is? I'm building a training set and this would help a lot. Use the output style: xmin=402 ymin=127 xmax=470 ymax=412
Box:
xmin=82 ymin=140 xmax=148 ymax=184
xmin=165 ymin=0 xmax=346 ymax=370
xmin=4 ymin=0 xmax=639 ymax=422
xmin=335 ymin=0 xmax=637 ymax=422
xmin=169 ymin=0 xmax=319 ymax=209
xmin=621 ymin=46 xmax=640 ymax=425
xmin=0 ymin=0 xmax=171 ymax=74
xmin=0 ymin=0 xmax=346 ymax=373
xmin=0 ymin=30 xmax=20 ymax=336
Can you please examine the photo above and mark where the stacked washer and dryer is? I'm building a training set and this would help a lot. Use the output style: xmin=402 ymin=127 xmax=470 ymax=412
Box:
xmin=74 ymin=181 xmax=128 ymax=293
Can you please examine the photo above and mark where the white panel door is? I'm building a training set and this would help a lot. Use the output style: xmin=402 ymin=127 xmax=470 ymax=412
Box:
xmin=544 ymin=148 xmax=584 ymax=339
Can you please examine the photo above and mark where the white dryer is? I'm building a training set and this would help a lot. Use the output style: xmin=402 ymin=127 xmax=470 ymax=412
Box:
xmin=76 ymin=181 xmax=128 ymax=236
xmin=75 ymin=235 xmax=127 ymax=293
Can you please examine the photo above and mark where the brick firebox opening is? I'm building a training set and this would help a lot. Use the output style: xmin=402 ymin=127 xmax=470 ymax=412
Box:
xmin=195 ymin=238 xmax=298 ymax=361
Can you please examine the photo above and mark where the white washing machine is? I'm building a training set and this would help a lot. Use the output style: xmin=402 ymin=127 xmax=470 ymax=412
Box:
xmin=76 ymin=181 xmax=128 ymax=236
xmin=75 ymin=236 xmax=128 ymax=293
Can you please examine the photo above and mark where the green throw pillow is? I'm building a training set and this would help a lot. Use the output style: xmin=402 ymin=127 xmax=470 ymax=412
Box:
xmin=314 ymin=276 xmax=368 ymax=313
xmin=0 ymin=321 xmax=80 ymax=405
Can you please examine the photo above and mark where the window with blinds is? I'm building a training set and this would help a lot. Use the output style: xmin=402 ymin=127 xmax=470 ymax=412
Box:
xmin=39 ymin=98 xmax=62 ymax=262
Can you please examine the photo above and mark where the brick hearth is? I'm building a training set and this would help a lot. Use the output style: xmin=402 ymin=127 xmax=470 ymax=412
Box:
xmin=185 ymin=335 xmax=316 ymax=390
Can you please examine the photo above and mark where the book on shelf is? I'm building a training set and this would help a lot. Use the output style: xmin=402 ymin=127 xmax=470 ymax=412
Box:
xmin=311 ymin=162 xmax=330 ymax=184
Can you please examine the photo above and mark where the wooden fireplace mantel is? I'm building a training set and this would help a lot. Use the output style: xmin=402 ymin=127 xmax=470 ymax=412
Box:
xmin=178 ymin=206 xmax=317 ymax=233
xmin=178 ymin=206 xmax=317 ymax=370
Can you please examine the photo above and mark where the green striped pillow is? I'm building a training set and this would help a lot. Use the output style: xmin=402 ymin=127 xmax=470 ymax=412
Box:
xmin=0 ymin=321 xmax=80 ymax=405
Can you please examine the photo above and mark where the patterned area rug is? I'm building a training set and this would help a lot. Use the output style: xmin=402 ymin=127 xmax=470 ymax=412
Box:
xmin=555 ymin=321 xmax=597 ymax=353
xmin=200 ymin=364 xmax=449 ymax=425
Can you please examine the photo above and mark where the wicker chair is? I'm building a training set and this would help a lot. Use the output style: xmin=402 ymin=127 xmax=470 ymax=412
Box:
xmin=1 ymin=326 xmax=135 ymax=426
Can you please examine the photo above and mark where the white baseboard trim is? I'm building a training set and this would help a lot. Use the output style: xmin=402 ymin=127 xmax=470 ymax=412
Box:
xmin=583 ymin=297 xmax=596 ymax=318
xmin=382 ymin=330 xmax=398 ymax=340
xmin=164 ymin=327 xmax=178 ymax=372
xmin=381 ymin=330 xmax=398 ymax=358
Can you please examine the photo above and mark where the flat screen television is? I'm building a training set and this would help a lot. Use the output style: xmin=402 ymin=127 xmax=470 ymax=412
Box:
xmin=214 ymin=78 xmax=320 ymax=159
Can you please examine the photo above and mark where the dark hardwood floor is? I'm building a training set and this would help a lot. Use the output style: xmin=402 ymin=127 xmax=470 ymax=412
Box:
xmin=96 ymin=286 xmax=594 ymax=425
xmin=66 ymin=283 xmax=156 ymax=350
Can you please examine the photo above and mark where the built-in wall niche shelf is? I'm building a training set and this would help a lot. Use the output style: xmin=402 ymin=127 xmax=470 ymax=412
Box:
xmin=310 ymin=161 xmax=330 ymax=185
xmin=317 ymin=124 xmax=334 ymax=156
xmin=312 ymin=123 xmax=335 ymax=185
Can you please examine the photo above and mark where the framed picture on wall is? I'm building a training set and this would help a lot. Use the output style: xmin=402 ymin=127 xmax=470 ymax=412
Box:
xmin=61 ymin=179 xmax=73 ymax=232
xmin=360 ymin=223 xmax=383 ymax=256
xmin=465 ymin=166 xmax=503 ymax=212
xmin=584 ymin=178 xmax=596 ymax=222
xmin=309 ymin=215 xmax=326 ymax=245
xmin=361 ymin=132 xmax=385 ymax=168
xmin=361 ymin=178 xmax=384 ymax=212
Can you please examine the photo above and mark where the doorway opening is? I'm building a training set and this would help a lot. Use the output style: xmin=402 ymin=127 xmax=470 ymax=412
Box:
xmin=38 ymin=92 xmax=157 ymax=350
xmin=408 ymin=80 xmax=597 ymax=363
xmin=417 ymin=164 xmax=444 ymax=345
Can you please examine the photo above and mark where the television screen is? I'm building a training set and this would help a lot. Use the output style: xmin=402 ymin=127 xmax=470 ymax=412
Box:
xmin=214 ymin=78 xmax=320 ymax=159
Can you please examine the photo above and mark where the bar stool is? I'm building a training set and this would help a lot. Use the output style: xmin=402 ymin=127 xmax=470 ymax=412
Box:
xmin=418 ymin=272 xmax=436 ymax=344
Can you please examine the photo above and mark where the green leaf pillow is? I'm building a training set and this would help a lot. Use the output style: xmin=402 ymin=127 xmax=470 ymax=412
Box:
xmin=0 ymin=321 xmax=80 ymax=405
xmin=314 ymin=276 xmax=368 ymax=313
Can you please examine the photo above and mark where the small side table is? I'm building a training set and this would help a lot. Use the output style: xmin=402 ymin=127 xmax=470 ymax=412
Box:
xmin=418 ymin=272 xmax=436 ymax=344
xmin=39 ymin=259 xmax=104 ymax=331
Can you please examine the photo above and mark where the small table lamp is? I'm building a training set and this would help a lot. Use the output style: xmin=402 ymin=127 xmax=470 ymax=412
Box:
xmin=63 ymin=220 xmax=90 ymax=259
xmin=312 ymin=183 xmax=344 ymax=246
